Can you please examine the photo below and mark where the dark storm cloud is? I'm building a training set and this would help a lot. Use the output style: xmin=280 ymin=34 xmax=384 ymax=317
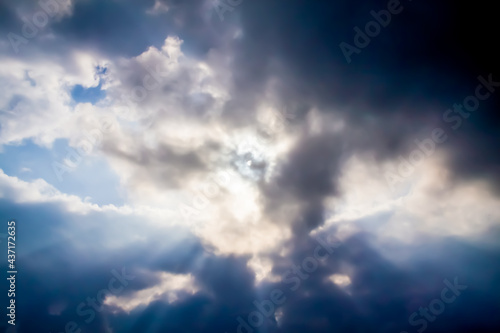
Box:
xmin=1 ymin=196 xmax=499 ymax=332
xmin=275 ymin=133 xmax=343 ymax=200
xmin=266 ymin=228 xmax=500 ymax=333
xmin=47 ymin=0 xmax=235 ymax=58
xmin=5 ymin=198 xmax=499 ymax=333
xmin=51 ymin=0 xmax=160 ymax=56
xmin=2 ymin=0 xmax=230 ymax=58
xmin=0 ymin=1 xmax=19 ymax=33
xmin=224 ymin=0 xmax=500 ymax=191
xmin=260 ymin=132 xmax=345 ymax=234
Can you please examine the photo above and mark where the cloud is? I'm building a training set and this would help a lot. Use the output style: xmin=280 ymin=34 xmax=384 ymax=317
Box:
xmin=1 ymin=0 xmax=500 ymax=332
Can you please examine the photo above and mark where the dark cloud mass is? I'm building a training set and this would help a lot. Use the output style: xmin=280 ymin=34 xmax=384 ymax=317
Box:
xmin=0 ymin=0 xmax=499 ymax=332
xmin=1 ymin=202 xmax=499 ymax=333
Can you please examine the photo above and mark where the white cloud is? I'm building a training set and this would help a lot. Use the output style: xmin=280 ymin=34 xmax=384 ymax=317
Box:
xmin=329 ymin=274 xmax=352 ymax=287
xmin=105 ymin=271 xmax=199 ymax=313
xmin=321 ymin=151 xmax=500 ymax=246
xmin=146 ymin=0 xmax=170 ymax=15
xmin=0 ymin=51 xmax=108 ymax=147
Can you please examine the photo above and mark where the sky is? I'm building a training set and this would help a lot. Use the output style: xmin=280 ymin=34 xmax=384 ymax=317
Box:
xmin=0 ymin=0 xmax=499 ymax=332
